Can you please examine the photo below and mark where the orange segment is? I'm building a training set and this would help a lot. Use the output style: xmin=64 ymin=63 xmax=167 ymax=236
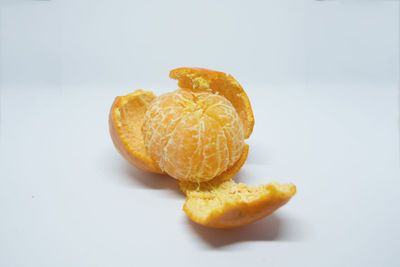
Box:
xmin=180 ymin=179 xmax=296 ymax=228
xmin=186 ymin=143 xmax=249 ymax=187
xmin=109 ymin=90 xmax=162 ymax=173
xmin=170 ymin=67 xmax=255 ymax=139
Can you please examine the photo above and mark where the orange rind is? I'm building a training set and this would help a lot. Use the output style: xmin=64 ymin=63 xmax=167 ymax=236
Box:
xmin=180 ymin=179 xmax=296 ymax=228
xmin=109 ymin=90 xmax=162 ymax=174
xmin=109 ymin=67 xmax=296 ymax=228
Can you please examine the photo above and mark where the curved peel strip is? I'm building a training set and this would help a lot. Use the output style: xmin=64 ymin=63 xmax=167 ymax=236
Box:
xmin=180 ymin=179 xmax=296 ymax=228
xmin=169 ymin=67 xmax=255 ymax=139
xmin=109 ymin=90 xmax=162 ymax=173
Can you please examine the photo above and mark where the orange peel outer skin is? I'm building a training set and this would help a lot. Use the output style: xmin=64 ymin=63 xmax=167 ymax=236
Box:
xmin=169 ymin=67 xmax=255 ymax=139
xmin=109 ymin=90 xmax=163 ymax=174
xmin=183 ymin=184 xmax=296 ymax=229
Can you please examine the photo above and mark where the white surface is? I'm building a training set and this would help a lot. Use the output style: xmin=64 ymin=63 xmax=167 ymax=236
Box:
xmin=0 ymin=1 xmax=399 ymax=267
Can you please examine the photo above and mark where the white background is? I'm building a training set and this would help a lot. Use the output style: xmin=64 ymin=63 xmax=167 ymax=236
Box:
xmin=0 ymin=0 xmax=399 ymax=266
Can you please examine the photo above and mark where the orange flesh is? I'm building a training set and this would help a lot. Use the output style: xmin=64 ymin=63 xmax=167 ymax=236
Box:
xmin=142 ymin=89 xmax=244 ymax=182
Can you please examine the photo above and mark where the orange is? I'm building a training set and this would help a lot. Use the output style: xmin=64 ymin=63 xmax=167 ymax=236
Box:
xmin=109 ymin=67 xmax=296 ymax=228
xmin=110 ymin=68 xmax=253 ymax=182
xmin=142 ymin=89 xmax=244 ymax=182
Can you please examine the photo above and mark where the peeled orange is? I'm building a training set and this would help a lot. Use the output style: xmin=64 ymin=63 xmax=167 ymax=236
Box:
xmin=109 ymin=67 xmax=296 ymax=228
xmin=142 ymin=89 xmax=244 ymax=182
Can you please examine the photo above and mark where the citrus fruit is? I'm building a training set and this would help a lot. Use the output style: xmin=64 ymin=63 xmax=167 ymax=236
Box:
xmin=109 ymin=67 xmax=296 ymax=228
xmin=142 ymin=89 xmax=244 ymax=182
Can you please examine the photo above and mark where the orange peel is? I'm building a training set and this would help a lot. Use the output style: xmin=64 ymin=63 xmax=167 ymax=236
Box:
xmin=180 ymin=179 xmax=296 ymax=228
xmin=109 ymin=68 xmax=296 ymax=228
xmin=109 ymin=90 xmax=162 ymax=174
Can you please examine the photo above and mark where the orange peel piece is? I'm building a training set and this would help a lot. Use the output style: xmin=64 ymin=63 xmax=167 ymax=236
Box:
xmin=180 ymin=179 xmax=296 ymax=228
xmin=109 ymin=90 xmax=162 ymax=174
xmin=170 ymin=67 xmax=255 ymax=139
